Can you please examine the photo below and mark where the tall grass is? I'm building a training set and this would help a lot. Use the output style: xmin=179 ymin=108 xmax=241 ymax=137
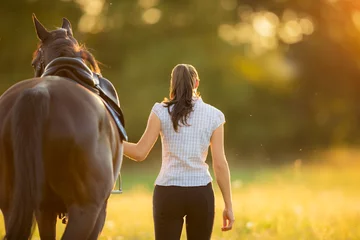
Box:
xmin=1 ymin=150 xmax=360 ymax=239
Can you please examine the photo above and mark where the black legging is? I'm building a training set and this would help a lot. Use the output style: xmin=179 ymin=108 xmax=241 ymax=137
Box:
xmin=153 ymin=182 xmax=215 ymax=240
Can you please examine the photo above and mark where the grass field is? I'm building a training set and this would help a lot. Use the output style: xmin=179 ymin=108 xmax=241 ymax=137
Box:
xmin=1 ymin=151 xmax=360 ymax=239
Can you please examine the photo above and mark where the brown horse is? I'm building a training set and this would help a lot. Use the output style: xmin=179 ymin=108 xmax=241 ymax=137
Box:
xmin=0 ymin=15 xmax=123 ymax=239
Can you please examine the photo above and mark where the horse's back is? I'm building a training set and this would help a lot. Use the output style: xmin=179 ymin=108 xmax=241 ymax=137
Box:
xmin=0 ymin=76 xmax=122 ymax=211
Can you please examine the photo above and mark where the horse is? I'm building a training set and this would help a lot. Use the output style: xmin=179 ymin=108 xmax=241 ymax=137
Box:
xmin=0 ymin=14 xmax=124 ymax=239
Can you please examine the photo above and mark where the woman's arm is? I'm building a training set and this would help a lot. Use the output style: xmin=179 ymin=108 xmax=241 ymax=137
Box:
xmin=123 ymin=112 xmax=160 ymax=162
xmin=210 ymin=124 xmax=235 ymax=231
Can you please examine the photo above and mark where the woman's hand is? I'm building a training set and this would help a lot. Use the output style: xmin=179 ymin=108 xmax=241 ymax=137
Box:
xmin=210 ymin=124 xmax=235 ymax=231
xmin=221 ymin=208 xmax=235 ymax=231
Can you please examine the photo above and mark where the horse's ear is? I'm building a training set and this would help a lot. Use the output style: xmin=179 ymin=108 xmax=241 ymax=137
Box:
xmin=62 ymin=18 xmax=73 ymax=37
xmin=32 ymin=13 xmax=50 ymax=42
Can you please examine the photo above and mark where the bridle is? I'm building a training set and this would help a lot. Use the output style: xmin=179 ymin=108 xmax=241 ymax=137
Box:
xmin=32 ymin=47 xmax=45 ymax=77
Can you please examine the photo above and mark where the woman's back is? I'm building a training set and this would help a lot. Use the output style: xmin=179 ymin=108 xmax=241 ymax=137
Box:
xmin=152 ymin=97 xmax=225 ymax=186
xmin=122 ymin=64 xmax=234 ymax=239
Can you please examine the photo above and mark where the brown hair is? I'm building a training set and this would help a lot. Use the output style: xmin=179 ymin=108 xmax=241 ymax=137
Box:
xmin=163 ymin=64 xmax=200 ymax=132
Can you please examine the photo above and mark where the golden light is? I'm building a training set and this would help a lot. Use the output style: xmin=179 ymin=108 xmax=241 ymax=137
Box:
xmin=282 ymin=9 xmax=297 ymax=22
xmin=299 ymin=18 xmax=315 ymax=35
xmin=285 ymin=20 xmax=302 ymax=38
xmin=237 ymin=5 xmax=253 ymax=22
xmin=138 ymin=0 xmax=159 ymax=9
xmin=78 ymin=14 xmax=105 ymax=33
xmin=79 ymin=15 xmax=95 ymax=33
xmin=74 ymin=0 xmax=106 ymax=33
xmin=278 ymin=20 xmax=303 ymax=45
xmin=278 ymin=20 xmax=303 ymax=44
xmin=252 ymin=12 xmax=279 ymax=37
xmin=142 ymin=8 xmax=162 ymax=25
xmin=218 ymin=24 xmax=236 ymax=43
xmin=235 ymin=22 xmax=253 ymax=43
xmin=351 ymin=11 xmax=360 ymax=32
xmin=251 ymin=40 xmax=267 ymax=56
xmin=264 ymin=53 xmax=297 ymax=81
xmin=259 ymin=36 xmax=278 ymax=50
xmin=217 ymin=7 xmax=315 ymax=56
xmin=75 ymin=0 xmax=105 ymax=16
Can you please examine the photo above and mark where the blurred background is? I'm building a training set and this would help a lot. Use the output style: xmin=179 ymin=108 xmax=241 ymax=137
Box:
xmin=2 ymin=0 xmax=360 ymax=167
xmin=1 ymin=1 xmax=360 ymax=239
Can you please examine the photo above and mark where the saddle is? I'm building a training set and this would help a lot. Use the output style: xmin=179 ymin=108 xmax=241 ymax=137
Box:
xmin=41 ymin=57 xmax=128 ymax=141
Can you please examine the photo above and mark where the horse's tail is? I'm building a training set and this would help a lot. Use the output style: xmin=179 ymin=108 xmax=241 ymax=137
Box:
xmin=5 ymin=86 xmax=50 ymax=240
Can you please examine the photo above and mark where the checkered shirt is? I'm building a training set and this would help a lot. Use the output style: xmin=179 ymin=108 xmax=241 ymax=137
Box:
xmin=151 ymin=97 xmax=225 ymax=187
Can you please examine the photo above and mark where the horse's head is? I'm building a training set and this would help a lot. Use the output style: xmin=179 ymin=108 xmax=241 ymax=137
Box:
xmin=31 ymin=14 xmax=100 ymax=77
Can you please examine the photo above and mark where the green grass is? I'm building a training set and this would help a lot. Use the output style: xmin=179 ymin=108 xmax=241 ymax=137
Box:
xmin=1 ymin=162 xmax=360 ymax=239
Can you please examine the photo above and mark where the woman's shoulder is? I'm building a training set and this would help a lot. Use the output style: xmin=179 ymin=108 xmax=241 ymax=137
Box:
xmin=151 ymin=101 xmax=167 ymax=118
xmin=201 ymin=99 xmax=225 ymax=117
xmin=153 ymin=101 xmax=167 ymax=109
xmin=200 ymin=99 xmax=226 ymax=128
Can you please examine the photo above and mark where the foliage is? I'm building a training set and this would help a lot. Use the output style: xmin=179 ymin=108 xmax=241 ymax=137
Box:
xmin=1 ymin=0 xmax=360 ymax=163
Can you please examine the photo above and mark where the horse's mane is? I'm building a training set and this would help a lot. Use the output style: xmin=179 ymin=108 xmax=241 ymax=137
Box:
xmin=32 ymin=28 xmax=101 ymax=74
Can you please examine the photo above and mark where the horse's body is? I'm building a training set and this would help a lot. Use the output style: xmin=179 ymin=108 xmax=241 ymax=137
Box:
xmin=0 ymin=16 xmax=123 ymax=239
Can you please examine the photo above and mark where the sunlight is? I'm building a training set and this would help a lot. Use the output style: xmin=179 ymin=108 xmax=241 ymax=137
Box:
xmin=218 ymin=24 xmax=236 ymax=43
xmin=78 ymin=15 xmax=96 ymax=33
xmin=299 ymin=18 xmax=315 ymax=35
xmin=238 ymin=5 xmax=253 ymax=22
xmin=279 ymin=20 xmax=303 ymax=44
xmin=282 ymin=9 xmax=298 ymax=22
xmin=264 ymin=53 xmax=297 ymax=80
xmin=352 ymin=11 xmax=360 ymax=32
xmin=219 ymin=8 xmax=316 ymax=54
xmin=217 ymin=7 xmax=316 ymax=58
xmin=75 ymin=0 xmax=105 ymax=16
xmin=259 ymin=36 xmax=278 ymax=50
xmin=252 ymin=11 xmax=279 ymax=37
xmin=78 ymin=14 xmax=105 ymax=33
xmin=251 ymin=40 xmax=267 ymax=56
xmin=284 ymin=20 xmax=303 ymax=38
xmin=235 ymin=22 xmax=253 ymax=43
xmin=142 ymin=8 xmax=162 ymax=25
xmin=74 ymin=0 xmax=106 ymax=33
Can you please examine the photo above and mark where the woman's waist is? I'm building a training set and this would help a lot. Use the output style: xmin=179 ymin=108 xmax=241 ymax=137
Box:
xmin=155 ymin=172 xmax=213 ymax=187
xmin=161 ymin=158 xmax=209 ymax=170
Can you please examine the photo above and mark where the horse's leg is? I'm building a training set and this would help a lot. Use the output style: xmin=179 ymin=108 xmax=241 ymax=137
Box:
xmin=35 ymin=209 xmax=57 ymax=240
xmin=60 ymin=204 xmax=101 ymax=240
xmin=87 ymin=202 xmax=108 ymax=240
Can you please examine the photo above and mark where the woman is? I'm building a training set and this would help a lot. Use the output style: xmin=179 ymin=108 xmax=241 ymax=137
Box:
xmin=123 ymin=64 xmax=234 ymax=240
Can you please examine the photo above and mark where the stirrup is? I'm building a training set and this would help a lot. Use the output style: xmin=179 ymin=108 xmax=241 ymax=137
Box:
xmin=111 ymin=174 xmax=122 ymax=194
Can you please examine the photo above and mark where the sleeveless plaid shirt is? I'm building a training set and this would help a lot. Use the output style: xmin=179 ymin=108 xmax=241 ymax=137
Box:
xmin=152 ymin=97 xmax=225 ymax=187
